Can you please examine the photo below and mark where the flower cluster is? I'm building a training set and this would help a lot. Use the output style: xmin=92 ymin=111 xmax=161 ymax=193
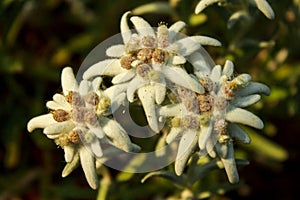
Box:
xmin=27 ymin=11 xmax=270 ymax=188
xmin=83 ymin=11 xmax=221 ymax=133
xmin=27 ymin=67 xmax=139 ymax=189
xmin=159 ymin=60 xmax=270 ymax=183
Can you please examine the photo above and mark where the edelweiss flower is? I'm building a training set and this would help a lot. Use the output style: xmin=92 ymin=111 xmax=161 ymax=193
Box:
xmin=195 ymin=0 xmax=275 ymax=20
xmin=83 ymin=11 xmax=221 ymax=132
xmin=158 ymin=60 xmax=270 ymax=183
xmin=27 ymin=67 xmax=139 ymax=189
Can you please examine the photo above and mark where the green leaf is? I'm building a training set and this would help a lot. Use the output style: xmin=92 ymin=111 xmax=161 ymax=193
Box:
xmin=188 ymin=159 xmax=249 ymax=185
xmin=242 ymin=127 xmax=288 ymax=162
xmin=141 ymin=171 xmax=186 ymax=188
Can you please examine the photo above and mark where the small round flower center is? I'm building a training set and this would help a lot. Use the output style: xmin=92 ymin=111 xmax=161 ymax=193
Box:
xmin=85 ymin=92 xmax=100 ymax=106
xmin=137 ymin=48 xmax=153 ymax=63
xmin=199 ymin=77 xmax=214 ymax=92
xmin=97 ymin=96 xmax=111 ymax=114
xmin=197 ymin=93 xmax=214 ymax=113
xmin=136 ymin=63 xmax=153 ymax=78
xmin=71 ymin=107 xmax=88 ymax=123
xmin=120 ymin=55 xmax=135 ymax=69
xmin=181 ymin=115 xmax=199 ymax=129
xmin=141 ymin=35 xmax=156 ymax=48
xmin=152 ymin=48 xmax=166 ymax=63
xmin=68 ymin=129 xmax=82 ymax=144
xmin=52 ymin=109 xmax=70 ymax=122
xmin=84 ymin=110 xmax=98 ymax=125
xmin=214 ymin=97 xmax=227 ymax=111
xmin=65 ymin=91 xmax=85 ymax=106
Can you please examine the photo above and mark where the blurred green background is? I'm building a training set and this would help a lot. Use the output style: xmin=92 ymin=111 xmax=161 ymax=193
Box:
xmin=0 ymin=0 xmax=299 ymax=199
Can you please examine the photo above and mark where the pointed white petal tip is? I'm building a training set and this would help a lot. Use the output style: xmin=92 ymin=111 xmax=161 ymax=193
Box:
xmin=226 ymin=107 xmax=264 ymax=129
xmin=172 ymin=56 xmax=186 ymax=65
xmin=106 ymin=45 xmax=125 ymax=57
xmin=61 ymin=67 xmax=78 ymax=95
xmin=137 ymin=87 xmax=160 ymax=133
xmin=223 ymin=60 xmax=234 ymax=77
xmin=163 ymin=66 xmax=204 ymax=94
xmin=130 ymin=16 xmax=155 ymax=37
xmin=175 ymin=131 xmax=198 ymax=175
xmin=254 ymin=0 xmax=275 ymax=20
xmin=64 ymin=145 xmax=75 ymax=163
xmin=43 ymin=121 xmax=74 ymax=135
xmin=111 ymin=70 xmax=135 ymax=84
xmin=80 ymin=147 xmax=99 ymax=189
xmin=27 ymin=114 xmax=56 ymax=132
xmin=62 ymin=154 xmax=80 ymax=177
xmin=235 ymin=74 xmax=252 ymax=86
xmin=192 ymin=36 xmax=221 ymax=46
xmin=237 ymin=82 xmax=271 ymax=96
xmin=231 ymin=94 xmax=261 ymax=108
xmin=228 ymin=124 xmax=251 ymax=144
xmin=195 ymin=0 xmax=221 ymax=14
xmin=83 ymin=59 xmax=123 ymax=80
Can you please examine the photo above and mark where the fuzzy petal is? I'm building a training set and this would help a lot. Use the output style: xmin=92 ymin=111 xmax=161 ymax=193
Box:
xmin=253 ymin=0 xmax=275 ymax=19
xmin=234 ymin=74 xmax=252 ymax=86
xmin=158 ymin=104 xmax=182 ymax=117
xmin=62 ymin=67 xmax=78 ymax=95
xmin=110 ymin=92 xmax=126 ymax=113
xmin=189 ymin=52 xmax=211 ymax=77
xmin=27 ymin=114 xmax=57 ymax=132
xmin=92 ymin=77 xmax=102 ymax=91
xmin=90 ymin=139 xmax=103 ymax=158
xmin=190 ymin=36 xmax=221 ymax=46
xmin=166 ymin=127 xmax=183 ymax=144
xmin=172 ymin=37 xmax=201 ymax=56
xmin=226 ymin=106 xmax=264 ymax=129
xmin=218 ymin=142 xmax=239 ymax=183
xmin=79 ymin=147 xmax=98 ymax=189
xmin=100 ymin=117 xmax=135 ymax=151
xmin=199 ymin=120 xmax=213 ymax=150
xmin=137 ymin=86 xmax=160 ymax=133
xmin=231 ymin=94 xmax=261 ymax=108
xmin=168 ymin=21 xmax=186 ymax=41
xmin=127 ymin=76 xmax=147 ymax=102
xmin=236 ymin=82 xmax=270 ymax=96
xmin=64 ymin=145 xmax=75 ymax=163
xmin=222 ymin=60 xmax=234 ymax=77
xmin=52 ymin=94 xmax=70 ymax=108
xmin=112 ymin=69 xmax=136 ymax=84
xmin=195 ymin=0 xmax=221 ymax=14
xmin=62 ymin=153 xmax=80 ymax=177
xmin=79 ymin=80 xmax=90 ymax=96
xmin=163 ymin=66 xmax=204 ymax=94
xmin=104 ymin=83 xmax=128 ymax=100
xmin=210 ymin=65 xmax=222 ymax=83
xmin=106 ymin=45 xmax=126 ymax=57
xmin=205 ymin=139 xmax=216 ymax=158
xmin=227 ymin=123 xmax=251 ymax=144
xmin=120 ymin=11 xmax=132 ymax=44
xmin=130 ymin=16 xmax=155 ymax=38
xmin=154 ymin=80 xmax=166 ymax=104
xmin=171 ymin=55 xmax=186 ymax=65
xmin=43 ymin=120 xmax=75 ymax=135
xmin=46 ymin=101 xmax=66 ymax=110
xmin=87 ymin=124 xmax=104 ymax=139
xmin=175 ymin=130 xmax=198 ymax=175
xmin=83 ymin=59 xmax=123 ymax=80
